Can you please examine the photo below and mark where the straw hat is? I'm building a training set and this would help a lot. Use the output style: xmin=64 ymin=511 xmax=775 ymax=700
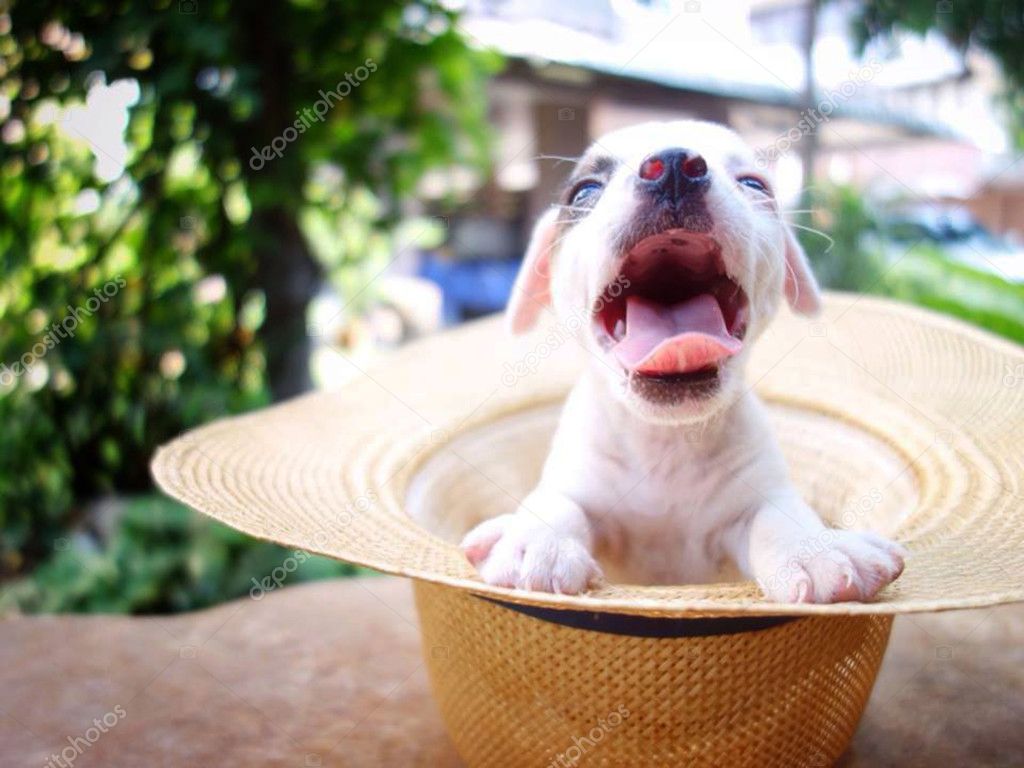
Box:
xmin=153 ymin=293 xmax=1024 ymax=766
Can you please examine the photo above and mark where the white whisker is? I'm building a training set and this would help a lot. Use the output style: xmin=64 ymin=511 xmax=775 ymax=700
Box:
xmin=786 ymin=222 xmax=835 ymax=253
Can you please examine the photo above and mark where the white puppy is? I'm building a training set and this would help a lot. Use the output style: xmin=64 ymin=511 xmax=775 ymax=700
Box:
xmin=461 ymin=120 xmax=906 ymax=603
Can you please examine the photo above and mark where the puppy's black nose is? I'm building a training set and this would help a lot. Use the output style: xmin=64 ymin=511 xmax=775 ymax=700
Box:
xmin=637 ymin=148 xmax=709 ymax=201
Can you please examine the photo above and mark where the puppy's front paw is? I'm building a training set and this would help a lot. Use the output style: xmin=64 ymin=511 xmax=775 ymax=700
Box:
xmin=460 ymin=514 xmax=603 ymax=594
xmin=757 ymin=529 xmax=907 ymax=604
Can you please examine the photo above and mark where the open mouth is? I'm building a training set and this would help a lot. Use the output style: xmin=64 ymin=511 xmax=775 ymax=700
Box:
xmin=594 ymin=229 xmax=749 ymax=381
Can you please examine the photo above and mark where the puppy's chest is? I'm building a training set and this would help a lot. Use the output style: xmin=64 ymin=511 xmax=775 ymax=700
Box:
xmin=577 ymin=449 xmax=725 ymax=581
xmin=580 ymin=436 xmax=724 ymax=520
xmin=581 ymin=445 xmax=740 ymax=583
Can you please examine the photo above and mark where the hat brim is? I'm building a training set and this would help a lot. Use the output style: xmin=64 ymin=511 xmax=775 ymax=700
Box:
xmin=152 ymin=294 xmax=1024 ymax=617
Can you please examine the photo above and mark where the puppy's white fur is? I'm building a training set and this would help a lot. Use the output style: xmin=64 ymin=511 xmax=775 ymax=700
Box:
xmin=462 ymin=121 xmax=906 ymax=603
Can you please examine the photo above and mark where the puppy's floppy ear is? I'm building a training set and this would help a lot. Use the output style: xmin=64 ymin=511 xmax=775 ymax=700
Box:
xmin=506 ymin=207 xmax=560 ymax=334
xmin=783 ymin=226 xmax=822 ymax=316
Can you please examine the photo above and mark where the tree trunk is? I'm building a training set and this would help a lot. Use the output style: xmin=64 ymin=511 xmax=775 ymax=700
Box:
xmin=799 ymin=0 xmax=820 ymax=225
xmin=254 ymin=211 xmax=320 ymax=400
xmin=239 ymin=2 xmax=321 ymax=401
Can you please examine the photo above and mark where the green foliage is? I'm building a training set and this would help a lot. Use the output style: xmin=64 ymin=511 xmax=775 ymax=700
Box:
xmin=802 ymin=183 xmax=1024 ymax=347
xmin=799 ymin=184 xmax=885 ymax=292
xmin=0 ymin=495 xmax=357 ymax=613
xmin=884 ymin=247 xmax=1024 ymax=344
xmin=852 ymin=0 xmax=1024 ymax=146
xmin=0 ymin=101 xmax=269 ymax=575
xmin=0 ymin=0 xmax=500 ymax=608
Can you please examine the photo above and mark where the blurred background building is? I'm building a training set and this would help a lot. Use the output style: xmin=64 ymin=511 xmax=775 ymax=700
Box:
xmin=360 ymin=0 xmax=1022 ymax=359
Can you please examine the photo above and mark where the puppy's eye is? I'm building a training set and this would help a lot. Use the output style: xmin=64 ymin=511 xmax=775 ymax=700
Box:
xmin=569 ymin=180 xmax=603 ymax=206
xmin=737 ymin=175 xmax=771 ymax=195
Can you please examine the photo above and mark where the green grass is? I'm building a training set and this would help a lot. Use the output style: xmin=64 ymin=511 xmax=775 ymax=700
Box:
xmin=882 ymin=248 xmax=1024 ymax=345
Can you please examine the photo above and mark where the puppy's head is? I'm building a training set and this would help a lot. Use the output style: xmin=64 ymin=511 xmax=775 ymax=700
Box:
xmin=507 ymin=120 xmax=820 ymax=424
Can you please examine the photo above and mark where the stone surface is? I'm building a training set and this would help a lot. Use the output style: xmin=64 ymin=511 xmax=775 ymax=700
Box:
xmin=1 ymin=577 xmax=1021 ymax=767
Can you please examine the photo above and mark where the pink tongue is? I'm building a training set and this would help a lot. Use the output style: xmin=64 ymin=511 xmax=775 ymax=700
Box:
xmin=612 ymin=294 xmax=742 ymax=375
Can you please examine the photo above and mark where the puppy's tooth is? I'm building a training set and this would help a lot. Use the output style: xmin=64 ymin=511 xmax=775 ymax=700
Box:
xmin=613 ymin=318 xmax=625 ymax=341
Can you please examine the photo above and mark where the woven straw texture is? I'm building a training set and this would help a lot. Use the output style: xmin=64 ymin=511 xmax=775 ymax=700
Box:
xmin=152 ymin=293 xmax=1024 ymax=617
xmin=415 ymin=581 xmax=893 ymax=767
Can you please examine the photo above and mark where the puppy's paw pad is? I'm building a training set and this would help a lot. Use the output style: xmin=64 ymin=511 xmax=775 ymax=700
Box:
xmin=520 ymin=536 xmax=603 ymax=594
xmin=460 ymin=514 xmax=515 ymax=567
xmin=760 ymin=530 xmax=905 ymax=604
xmin=829 ymin=529 xmax=906 ymax=599
xmin=461 ymin=516 xmax=602 ymax=594
xmin=762 ymin=565 xmax=815 ymax=604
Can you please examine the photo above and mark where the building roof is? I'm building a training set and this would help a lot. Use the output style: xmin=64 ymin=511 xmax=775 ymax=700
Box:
xmin=458 ymin=1 xmax=984 ymax=145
